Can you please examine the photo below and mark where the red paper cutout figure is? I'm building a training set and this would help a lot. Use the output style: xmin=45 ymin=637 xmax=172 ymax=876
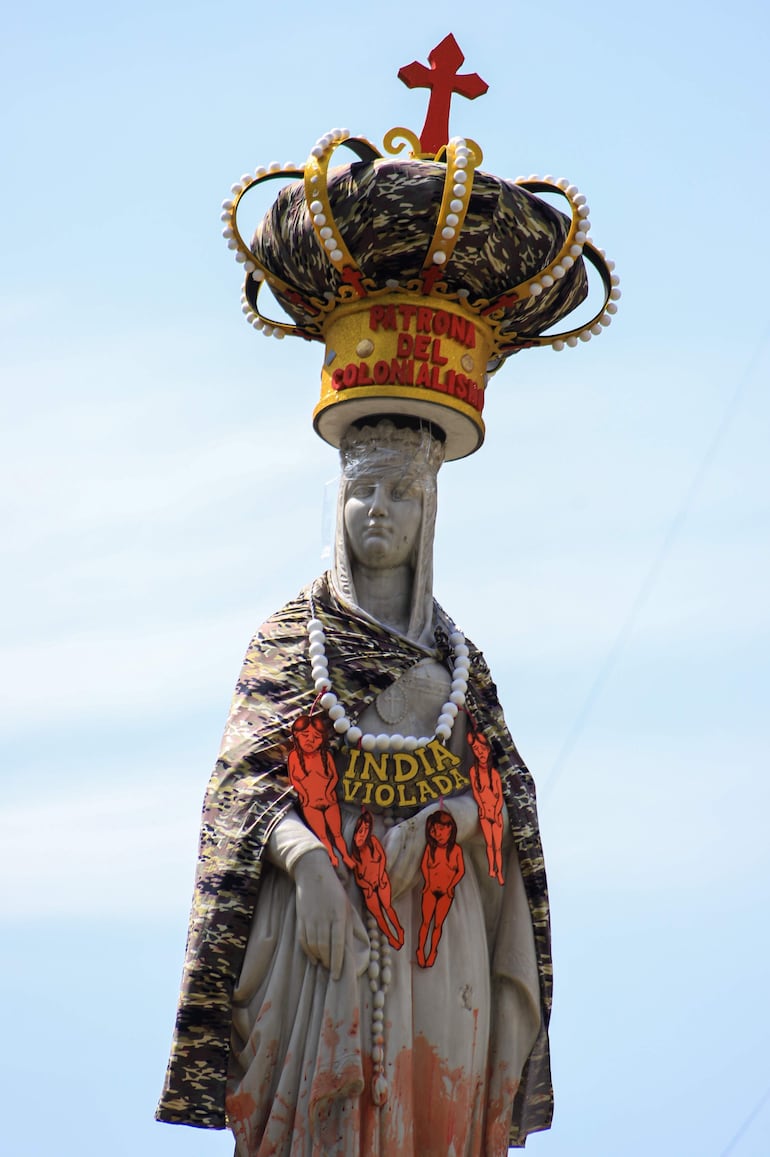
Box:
xmin=288 ymin=714 xmax=355 ymax=870
xmin=467 ymin=729 xmax=505 ymax=885
xmin=350 ymin=809 xmax=405 ymax=951
xmin=417 ymin=810 xmax=465 ymax=968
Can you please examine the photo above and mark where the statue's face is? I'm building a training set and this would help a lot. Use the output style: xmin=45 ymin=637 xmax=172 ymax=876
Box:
xmin=344 ymin=472 xmax=423 ymax=569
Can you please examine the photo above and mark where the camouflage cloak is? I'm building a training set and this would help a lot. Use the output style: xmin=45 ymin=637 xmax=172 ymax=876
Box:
xmin=156 ymin=573 xmax=553 ymax=1147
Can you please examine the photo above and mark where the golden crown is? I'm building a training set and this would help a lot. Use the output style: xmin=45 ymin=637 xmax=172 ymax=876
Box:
xmin=221 ymin=35 xmax=620 ymax=459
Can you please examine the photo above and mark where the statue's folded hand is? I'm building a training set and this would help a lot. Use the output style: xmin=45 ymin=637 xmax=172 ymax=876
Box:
xmin=294 ymin=848 xmax=350 ymax=980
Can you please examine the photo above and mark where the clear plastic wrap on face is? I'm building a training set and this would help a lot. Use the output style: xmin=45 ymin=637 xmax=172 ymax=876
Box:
xmin=332 ymin=420 xmax=445 ymax=644
xmin=339 ymin=419 xmax=446 ymax=481
xmin=344 ymin=474 xmax=423 ymax=570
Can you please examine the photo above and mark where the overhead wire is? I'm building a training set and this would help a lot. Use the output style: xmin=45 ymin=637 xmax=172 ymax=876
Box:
xmin=538 ymin=319 xmax=770 ymax=803
xmin=718 ymin=1080 xmax=770 ymax=1155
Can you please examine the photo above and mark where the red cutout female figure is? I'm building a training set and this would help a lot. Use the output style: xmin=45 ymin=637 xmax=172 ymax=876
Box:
xmin=467 ymin=729 xmax=505 ymax=885
xmin=287 ymin=714 xmax=354 ymax=870
xmin=417 ymin=810 xmax=465 ymax=968
xmin=350 ymin=809 xmax=404 ymax=950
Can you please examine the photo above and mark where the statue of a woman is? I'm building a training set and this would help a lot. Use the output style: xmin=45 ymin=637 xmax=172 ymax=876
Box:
xmin=157 ymin=418 xmax=553 ymax=1153
xmin=157 ymin=44 xmax=618 ymax=1151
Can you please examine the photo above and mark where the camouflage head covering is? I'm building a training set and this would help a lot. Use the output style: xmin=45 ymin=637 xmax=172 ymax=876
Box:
xmin=251 ymin=157 xmax=588 ymax=353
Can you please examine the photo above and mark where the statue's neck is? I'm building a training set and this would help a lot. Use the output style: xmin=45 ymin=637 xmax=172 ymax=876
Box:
xmin=351 ymin=563 xmax=413 ymax=635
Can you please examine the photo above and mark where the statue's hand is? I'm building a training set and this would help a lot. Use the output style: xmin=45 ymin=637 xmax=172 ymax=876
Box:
xmin=293 ymin=849 xmax=349 ymax=980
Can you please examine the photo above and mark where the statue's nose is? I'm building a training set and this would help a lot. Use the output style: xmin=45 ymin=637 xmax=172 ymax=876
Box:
xmin=367 ymin=485 xmax=389 ymax=517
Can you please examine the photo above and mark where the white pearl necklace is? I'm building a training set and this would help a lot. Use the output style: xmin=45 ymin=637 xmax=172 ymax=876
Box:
xmin=307 ymin=616 xmax=469 ymax=753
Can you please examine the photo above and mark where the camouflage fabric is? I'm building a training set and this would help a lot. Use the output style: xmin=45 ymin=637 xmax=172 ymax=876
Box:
xmin=252 ymin=157 xmax=587 ymax=347
xmin=156 ymin=573 xmax=553 ymax=1147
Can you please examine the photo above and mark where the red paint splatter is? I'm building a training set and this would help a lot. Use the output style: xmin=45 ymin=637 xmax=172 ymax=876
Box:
xmin=485 ymin=1072 xmax=520 ymax=1154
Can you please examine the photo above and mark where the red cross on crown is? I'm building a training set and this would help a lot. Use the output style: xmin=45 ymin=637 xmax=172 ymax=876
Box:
xmin=398 ymin=33 xmax=488 ymax=155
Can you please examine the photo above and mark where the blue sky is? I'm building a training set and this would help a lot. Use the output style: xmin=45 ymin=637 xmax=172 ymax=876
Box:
xmin=2 ymin=2 xmax=769 ymax=1154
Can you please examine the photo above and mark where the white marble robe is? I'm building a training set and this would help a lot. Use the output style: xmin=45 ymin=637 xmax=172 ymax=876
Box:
xmin=225 ymin=658 xmax=541 ymax=1156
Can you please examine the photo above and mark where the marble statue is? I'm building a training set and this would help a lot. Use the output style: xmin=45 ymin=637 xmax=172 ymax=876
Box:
xmin=157 ymin=418 xmax=554 ymax=1154
xmin=154 ymin=32 xmax=624 ymax=1151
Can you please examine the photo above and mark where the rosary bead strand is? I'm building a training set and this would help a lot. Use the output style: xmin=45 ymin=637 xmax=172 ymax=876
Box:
xmin=307 ymin=616 xmax=468 ymax=750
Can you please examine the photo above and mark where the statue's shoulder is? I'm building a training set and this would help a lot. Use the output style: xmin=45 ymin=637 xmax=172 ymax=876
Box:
xmin=243 ymin=575 xmax=330 ymax=662
xmin=432 ymin=598 xmax=488 ymax=671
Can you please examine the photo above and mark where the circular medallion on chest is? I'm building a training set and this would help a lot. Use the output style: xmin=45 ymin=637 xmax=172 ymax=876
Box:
xmin=374 ymin=681 xmax=409 ymax=725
